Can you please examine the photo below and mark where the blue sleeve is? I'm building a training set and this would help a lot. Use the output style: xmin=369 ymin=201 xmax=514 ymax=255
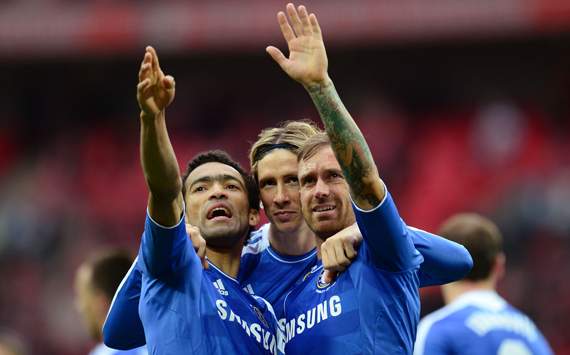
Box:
xmin=407 ymin=226 xmax=473 ymax=287
xmin=353 ymin=191 xmax=423 ymax=271
xmin=103 ymin=259 xmax=146 ymax=349
xmin=138 ymin=211 xmax=201 ymax=280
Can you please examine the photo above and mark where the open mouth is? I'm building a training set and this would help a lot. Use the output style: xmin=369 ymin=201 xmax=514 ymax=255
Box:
xmin=207 ymin=205 xmax=232 ymax=220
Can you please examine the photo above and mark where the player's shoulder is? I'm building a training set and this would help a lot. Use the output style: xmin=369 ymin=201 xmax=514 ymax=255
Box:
xmin=417 ymin=291 xmax=507 ymax=343
xmin=417 ymin=296 xmax=477 ymax=337
xmin=415 ymin=302 xmax=473 ymax=355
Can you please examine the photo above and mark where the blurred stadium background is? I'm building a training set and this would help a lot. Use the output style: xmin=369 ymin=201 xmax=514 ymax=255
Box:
xmin=0 ymin=0 xmax=569 ymax=354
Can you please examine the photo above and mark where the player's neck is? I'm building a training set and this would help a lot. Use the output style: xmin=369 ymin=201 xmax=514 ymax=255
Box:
xmin=269 ymin=222 xmax=315 ymax=256
xmin=206 ymin=246 xmax=242 ymax=279
xmin=313 ymin=228 xmax=341 ymax=259
xmin=442 ymin=279 xmax=496 ymax=304
xmin=314 ymin=236 xmax=326 ymax=259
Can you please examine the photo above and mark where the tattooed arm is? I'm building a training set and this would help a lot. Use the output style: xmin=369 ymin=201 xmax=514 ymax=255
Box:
xmin=304 ymin=81 xmax=385 ymax=209
xmin=266 ymin=3 xmax=384 ymax=209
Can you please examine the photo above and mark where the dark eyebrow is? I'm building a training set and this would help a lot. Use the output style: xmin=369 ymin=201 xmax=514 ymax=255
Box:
xmin=299 ymin=171 xmax=315 ymax=185
xmin=258 ymin=176 xmax=275 ymax=185
xmin=326 ymin=168 xmax=344 ymax=176
xmin=189 ymin=174 xmax=245 ymax=190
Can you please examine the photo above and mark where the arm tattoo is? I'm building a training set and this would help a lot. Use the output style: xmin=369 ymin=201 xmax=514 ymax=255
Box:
xmin=306 ymin=81 xmax=382 ymax=208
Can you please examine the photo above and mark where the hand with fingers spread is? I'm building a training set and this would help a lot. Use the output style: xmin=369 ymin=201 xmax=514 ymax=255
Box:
xmin=137 ymin=46 xmax=176 ymax=117
xmin=186 ymin=223 xmax=209 ymax=270
xmin=267 ymin=3 xmax=330 ymax=88
xmin=320 ymin=223 xmax=362 ymax=283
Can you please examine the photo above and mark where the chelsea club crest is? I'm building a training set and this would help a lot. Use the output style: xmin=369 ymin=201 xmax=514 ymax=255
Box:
xmin=316 ymin=269 xmax=337 ymax=290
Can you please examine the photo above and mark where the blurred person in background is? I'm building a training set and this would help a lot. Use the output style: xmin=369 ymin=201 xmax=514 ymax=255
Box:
xmin=414 ymin=213 xmax=553 ymax=355
xmin=74 ymin=250 xmax=147 ymax=355
xmin=0 ymin=331 xmax=27 ymax=355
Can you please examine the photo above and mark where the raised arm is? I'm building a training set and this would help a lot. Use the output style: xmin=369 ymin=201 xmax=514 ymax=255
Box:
xmin=269 ymin=4 xmax=424 ymax=272
xmin=137 ymin=46 xmax=199 ymax=280
xmin=266 ymin=4 xmax=384 ymax=210
xmin=138 ymin=46 xmax=183 ymax=226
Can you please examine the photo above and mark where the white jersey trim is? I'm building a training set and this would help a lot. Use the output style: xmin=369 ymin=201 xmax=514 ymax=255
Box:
xmin=265 ymin=247 xmax=317 ymax=264
xmin=146 ymin=201 xmax=186 ymax=230
xmin=242 ymin=223 xmax=318 ymax=264
xmin=242 ymin=223 xmax=271 ymax=256
xmin=206 ymin=260 xmax=240 ymax=284
xmin=350 ymin=184 xmax=388 ymax=213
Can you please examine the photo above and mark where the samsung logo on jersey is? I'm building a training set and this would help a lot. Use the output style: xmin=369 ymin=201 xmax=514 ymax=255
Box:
xmin=466 ymin=311 xmax=538 ymax=341
xmin=284 ymin=295 xmax=342 ymax=342
xmin=216 ymin=299 xmax=284 ymax=355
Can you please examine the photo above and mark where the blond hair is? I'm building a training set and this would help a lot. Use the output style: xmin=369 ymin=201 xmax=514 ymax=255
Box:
xmin=249 ymin=120 xmax=322 ymax=180
xmin=297 ymin=132 xmax=331 ymax=163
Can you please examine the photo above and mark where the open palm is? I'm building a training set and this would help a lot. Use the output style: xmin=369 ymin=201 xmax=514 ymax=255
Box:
xmin=267 ymin=4 xmax=329 ymax=87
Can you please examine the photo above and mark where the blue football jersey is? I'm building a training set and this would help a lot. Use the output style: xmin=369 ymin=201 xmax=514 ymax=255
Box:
xmin=239 ymin=223 xmax=319 ymax=318
xmin=240 ymin=222 xmax=471 ymax=319
xmin=414 ymin=290 xmax=553 ymax=355
xmin=282 ymin=192 xmax=423 ymax=355
xmin=137 ymin=213 xmax=284 ymax=355
xmin=104 ymin=219 xmax=472 ymax=350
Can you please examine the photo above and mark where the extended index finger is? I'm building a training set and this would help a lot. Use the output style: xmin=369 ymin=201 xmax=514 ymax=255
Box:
xmin=146 ymin=46 xmax=161 ymax=75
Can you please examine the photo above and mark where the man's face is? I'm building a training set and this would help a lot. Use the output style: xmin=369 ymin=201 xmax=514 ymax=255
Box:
xmin=184 ymin=162 xmax=257 ymax=248
xmin=299 ymin=146 xmax=356 ymax=239
xmin=257 ymin=149 xmax=305 ymax=235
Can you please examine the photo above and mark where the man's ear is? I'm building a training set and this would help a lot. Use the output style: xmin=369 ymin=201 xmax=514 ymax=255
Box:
xmin=94 ymin=291 xmax=111 ymax=331
xmin=248 ymin=209 xmax=260 ymax=227
xmin=493 ymin=252 xmax=506 ymax=281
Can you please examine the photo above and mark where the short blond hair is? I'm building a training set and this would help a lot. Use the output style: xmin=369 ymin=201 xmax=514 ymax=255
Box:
xmin=249 ymin=120 xmax=322 ymax=181
xmin=297 ymin=132 xmax=331 ymax=162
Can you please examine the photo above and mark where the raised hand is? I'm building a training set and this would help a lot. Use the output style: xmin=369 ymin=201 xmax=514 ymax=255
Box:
xmin=137 ymin=46 xmax=175 ymax=116
xmin=266 ymin=3 xmax=329 ymax=88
